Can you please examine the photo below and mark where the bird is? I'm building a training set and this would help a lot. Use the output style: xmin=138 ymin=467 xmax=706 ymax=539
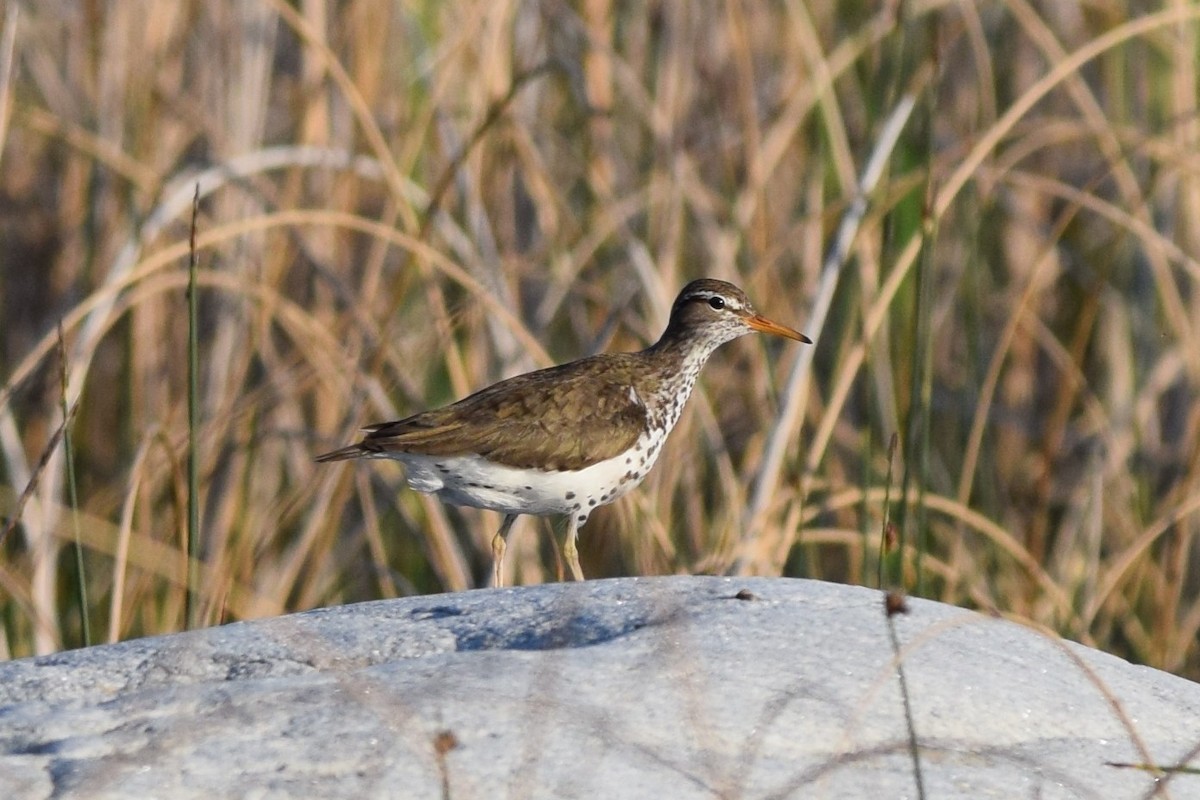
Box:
xmin=316 ymin=278 xmax=811 ymax=586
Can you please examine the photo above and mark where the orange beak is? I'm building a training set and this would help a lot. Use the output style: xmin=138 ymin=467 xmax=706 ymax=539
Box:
xmin=745 ymin=313 xmax=812 ymax=344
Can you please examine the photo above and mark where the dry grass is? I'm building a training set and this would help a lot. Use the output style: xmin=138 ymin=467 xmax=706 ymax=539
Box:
xmin=0 ymin=1 xmax=1198 ymax=680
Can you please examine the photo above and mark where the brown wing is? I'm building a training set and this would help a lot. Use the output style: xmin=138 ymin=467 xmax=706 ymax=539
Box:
xmin=349 ymin=355 xmax=648 ymax=471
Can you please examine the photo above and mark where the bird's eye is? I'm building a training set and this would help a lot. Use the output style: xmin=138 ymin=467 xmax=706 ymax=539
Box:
xmin=708 ymin=296 xmax=726 ymax=310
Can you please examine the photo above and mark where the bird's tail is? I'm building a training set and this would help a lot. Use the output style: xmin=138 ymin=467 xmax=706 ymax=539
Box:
xmin=314 ymin=444 xmax=365 ymax=463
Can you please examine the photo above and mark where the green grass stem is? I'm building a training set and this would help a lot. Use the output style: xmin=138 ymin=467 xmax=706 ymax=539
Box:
xmin=57 ymin=323 xmax=90 ymax=647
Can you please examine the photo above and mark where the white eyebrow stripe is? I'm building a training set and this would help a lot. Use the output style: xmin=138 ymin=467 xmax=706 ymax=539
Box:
xmin=688 ymin=291 xmax=744 ymax=310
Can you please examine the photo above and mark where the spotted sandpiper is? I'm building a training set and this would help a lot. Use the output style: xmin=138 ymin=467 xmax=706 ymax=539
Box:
xmin=317 ymin=278 xmax=810 ymax=586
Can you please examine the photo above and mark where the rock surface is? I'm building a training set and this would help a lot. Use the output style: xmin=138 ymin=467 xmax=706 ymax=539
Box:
xmin=0 ymin=577 xmax=1197 ymax=799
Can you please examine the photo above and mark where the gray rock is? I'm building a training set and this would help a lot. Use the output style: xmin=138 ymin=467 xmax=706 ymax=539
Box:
xmin=0 ymin=577 xmax=1196 ymax=799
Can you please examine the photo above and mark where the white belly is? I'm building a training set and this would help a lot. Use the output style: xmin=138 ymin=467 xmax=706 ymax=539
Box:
xmin=380 ymin=430 xmax=667 ymax=526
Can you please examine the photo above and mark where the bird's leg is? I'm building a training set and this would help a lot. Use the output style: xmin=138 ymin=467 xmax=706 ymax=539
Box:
xmin=563 ymin=515 xmax=585 ymax=581
xmin=491 ymin=514 xmax=518 ymax=588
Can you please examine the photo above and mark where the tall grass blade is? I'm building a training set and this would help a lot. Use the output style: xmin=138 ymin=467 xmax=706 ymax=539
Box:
xmin=56 ymin=323 xmax=89 ymax=647
xmin=186 ymin=184 xmax=201 ymax=630
xmin=741 ymin=91 xmax=918 ymax=562
xmin=878 ymin=432 xmax=899 ymax=589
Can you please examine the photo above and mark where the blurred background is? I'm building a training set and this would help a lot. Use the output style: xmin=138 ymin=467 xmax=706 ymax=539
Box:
xmin=1 ymin=1 xmax=1198 ymax=680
